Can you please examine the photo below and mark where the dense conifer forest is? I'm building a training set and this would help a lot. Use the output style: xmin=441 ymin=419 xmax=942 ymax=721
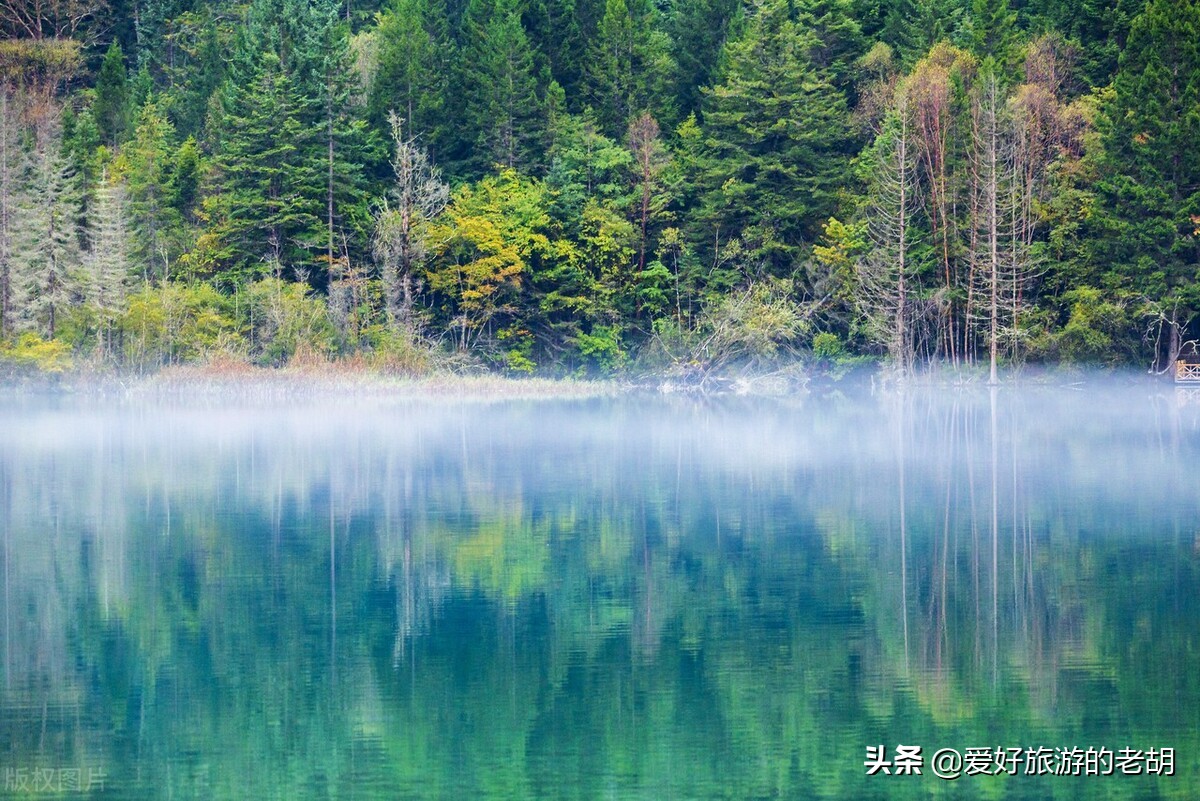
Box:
xmin=0 ymin=0 xmax=1196 ymax=377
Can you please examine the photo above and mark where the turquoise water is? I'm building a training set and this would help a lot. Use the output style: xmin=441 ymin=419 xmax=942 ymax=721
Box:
xmin=1 ymin=386 xmax=1198 ymax=799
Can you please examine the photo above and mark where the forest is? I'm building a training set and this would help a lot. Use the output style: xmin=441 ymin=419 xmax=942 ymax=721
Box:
xmin=0 ymin=0 xmax=1196 ymax=378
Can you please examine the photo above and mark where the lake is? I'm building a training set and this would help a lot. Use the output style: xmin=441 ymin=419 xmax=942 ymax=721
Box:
xmin=1 ymin=384 xmax=1198 ymax=799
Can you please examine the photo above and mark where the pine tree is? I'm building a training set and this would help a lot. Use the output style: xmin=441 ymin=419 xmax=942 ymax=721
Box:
xmin=461 ymin=0 xmax=543 ymax=174
xmin=665 ymin=0 xmax=739 ymax=121
xmin=94 ymin=41 xmax=129 ymax=145
xmin=120 ymin=100 xmax=183 ymax=281
xmin=13 ymin=128 xmax=82 ymax=339
xmin=880 ymin=0 xmax=964 ymax=67
xmin=86 ymin=169 xmax=132 ymax=355
xmin=797 ymin=0 xmax=867 ymax=91
xmin=1089 ymin=0 xmax=1200 ymax=369
xmin=695 ymin=0 xmax=853 ymax=275
xmin=368 ymin=0 xmax=445 ymax=143
xmin=966 ymin=0 xmax=1020 ymax=70
xmin=162 ymin=12 xmax=228 ymax=138
xmin=0 ymin=89 xmax=18 ymax=338
xmin=585 ymin=0 xmax=670 ymax=136
xmin=202 ymin=0 xmax=368 ymax=288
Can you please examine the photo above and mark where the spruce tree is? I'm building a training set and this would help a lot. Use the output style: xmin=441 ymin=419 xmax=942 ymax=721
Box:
xmin=203 ymin=0 xmax=368 ymax=287
xmin=368 ymin=0 xmax=445 ymax=143
xmin=966 ymin=0 xmax=1020 ymax=70
xmin=13 ymin=130 xmax=82 ymax=339
xmin=461 ymin=0 xmax=543 ymax=174
xmin=1089 ymin=0 xmax=1200 ymax=367
xmin=0 ymin=89 xmax=18 ymax=338
xmin=94 ymin=41 xmax=129 ymax=145
xmin=666 ymin=0 xmax=740 ymax=120
xmin=121 ymin=100 xmax=183 ymax=282
xmin=695 ymin=0 xmax=853 ymax=275
xmin=86 ymin=169 xmax=133 ymax=355
xmin=585 ymin=0 xmax=670 ymax=136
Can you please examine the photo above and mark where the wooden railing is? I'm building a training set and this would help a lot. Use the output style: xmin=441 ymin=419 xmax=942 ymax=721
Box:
xmin=1176 ymin=361 xmax=1200 ymax=382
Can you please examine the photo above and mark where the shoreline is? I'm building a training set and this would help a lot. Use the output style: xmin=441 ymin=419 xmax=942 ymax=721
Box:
xmin=0 ymin=358 xmax=1184 ymax=403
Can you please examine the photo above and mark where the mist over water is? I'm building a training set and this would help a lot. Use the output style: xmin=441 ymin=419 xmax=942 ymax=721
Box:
xmin=2 ymin=382 xmax=1198 ymax=799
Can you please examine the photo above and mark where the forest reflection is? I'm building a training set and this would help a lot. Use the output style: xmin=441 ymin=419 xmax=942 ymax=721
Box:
xmin=1 ymin=386 xmax=1197 ymax=799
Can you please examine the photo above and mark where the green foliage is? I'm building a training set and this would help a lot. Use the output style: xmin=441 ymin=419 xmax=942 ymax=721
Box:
xmin=460 ymin=0 xmax=543 ymax=174
xmin=693 ymin=0 xmax=853 ymax=276
xmin=117 ymin=100 xmax=189 ymax=281
xmin=811 ymin=330 xmax=845 ymax=359
xmin=94 ymin=42 xmax=130 ymax=145
xmin=427 ymin=169 xmax=551 ymax=352
xmin=1051 ymin=287 xmax=1137 ymax=365
xmin=0 ymin=333 xmax=73 ymax=373
xmin=497 ymin=325 xmax=536 ymax=372
xmin=0 ymin=0 xmax=1191 ymax=376
xmin=244 ymin=277 xmax=337 ymax=364
xmin=575 ymin=323 xmax=625 ymax=372
xmin=118 ymin=282 xmax=242 ymax=368
xmin=1085 ymin=0 xmax=1200 ymax=365
xmin=367 ymin=0 xmax=445 ymax=142
xmin=199 ymin=0 xmax=370 ymax=287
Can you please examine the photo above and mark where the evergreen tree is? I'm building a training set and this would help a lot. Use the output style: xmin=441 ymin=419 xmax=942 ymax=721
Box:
xmin=666 ymin=0 xmax=740 ymax=121
xmin=94 ymin=41 xmax=130 ymax=145
xmin=13 ymin=130 xmax=82 ymax=339
xmin=1088 ymin=0 xmax=1200 ymax=368
xmin=695 ymin=0 xmax=853 ymax=275
xmin=531 ymin=0 xmax=592 ymax=108
xmin=120 ymin=100 xmax=184 ymax=281
xmin=880 ymin=0 xmax=965 ymax=67
xmin=1023 ymin=0 xmax=1143 ymax=88
xmin=966 ymin=0 xmax=1019 ymax=69
xmin=798 ymin=0 xmax=867 ymax=91
xmin=86 ymin=169 xmax=133 ymax=355
xmin=585 ymin=0 xmax=671 ymax=136
xmin=368 ymin=0 xmax=445 ymax=143
xmin=460 ymin=0 xmax=543 ymax=174
xmin=0 ymin=89 xmax=18 ymax=338
xmin=162 ymin=12 xmax=228 ymax=137
xmin=201 ymin=0 xmax=368 ymax=287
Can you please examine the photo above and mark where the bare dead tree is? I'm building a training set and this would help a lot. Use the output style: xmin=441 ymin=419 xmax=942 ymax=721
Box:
xmin=0 ymin=88 xmax=17 ymax=338
xmin=0 ymin=0 xmax=104 ymax=42
xmin=85 ymin=168 xmax=132 ymax=356
xmin=373 ymin=111 xmax=448 ymax=332
xmin=857 ymin=89 xmax=924 ymax=377
xmin=626 ymin=112 xmax=669 ymax=277
xmin=968 ymin=73 xmax=1038 ymax=383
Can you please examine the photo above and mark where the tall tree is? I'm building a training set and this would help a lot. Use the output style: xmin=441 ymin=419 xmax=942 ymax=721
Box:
xmin=0 ymin=89 xmax=18 ymax=338
xmin=626 ymin=112 xmax=670 ymax=277
xmin=468 ymin=0 xmax=542 ymax=172
xmin=585 ymin=0 xmax=670 ymax=136
xmin=665 ymin=0 xmax=740 ymax=120
xmin=94 ymin=40 xmax=129 ymax=145
xmin=367 ymin=0 xmax=445 ymax=143
xmin=694 ymin=0 xmax=852 ymax=275
xmin=966 ymin=0 xmax=1019 ymax=69
xmin=119 ymin=100 xmax=182 ymax=281
xmin=857 ymin=89 xmax=922 ymax=374
xmin=201 ymin=0 xmax=367 ymax=288
xmin=1088 ymin=0 xmax=1200 ymax=369
xmin=13 ymin=126 xmax=82 ymax=339
xmin=373 ymin=112 xmax=449 ymax=329
xmin=86 ymin=168 xmax=132 ymax=355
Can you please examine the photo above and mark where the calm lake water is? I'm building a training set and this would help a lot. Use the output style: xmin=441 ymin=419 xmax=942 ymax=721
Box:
xmin=1 ymin=385 xmax=1198 ymax=799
